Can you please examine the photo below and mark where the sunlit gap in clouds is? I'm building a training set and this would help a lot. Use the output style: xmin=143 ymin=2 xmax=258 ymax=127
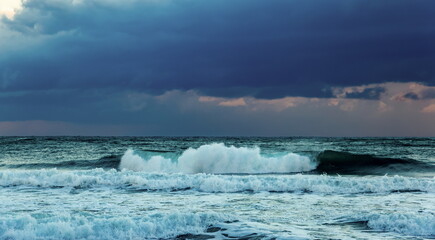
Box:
xmin=0 ymin=0 xmax=22 ymax=19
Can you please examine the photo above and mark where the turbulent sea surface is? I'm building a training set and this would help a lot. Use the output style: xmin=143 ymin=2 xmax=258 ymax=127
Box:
xmin=0 ymin=137 xmax=434 ymax=240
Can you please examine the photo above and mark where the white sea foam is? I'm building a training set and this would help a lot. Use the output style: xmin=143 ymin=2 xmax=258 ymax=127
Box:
xmin=0 ymin=211 xmax=229 ymax=240
xmin=366 ymin=212 xmax=435 ymax=237
xmin=0 ymin=169 xmax=433 ymax=194
xmin=119 ymin=143 xmax=316 ymax=174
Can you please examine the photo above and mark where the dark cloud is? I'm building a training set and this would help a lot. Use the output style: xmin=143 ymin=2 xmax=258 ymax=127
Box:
xmin=1 ymin=0 xmax=435 ymax=99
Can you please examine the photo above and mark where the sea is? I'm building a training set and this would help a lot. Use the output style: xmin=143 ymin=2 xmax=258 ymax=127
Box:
xmin=0 ymin=137 xmax=434 ymax=240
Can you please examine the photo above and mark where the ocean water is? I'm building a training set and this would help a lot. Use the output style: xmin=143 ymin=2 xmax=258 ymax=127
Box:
xmin=0 ymin=137 xmax=434 ymax=240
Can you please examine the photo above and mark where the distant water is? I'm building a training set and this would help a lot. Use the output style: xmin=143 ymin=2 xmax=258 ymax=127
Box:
xmin=0 ymin=137 xmax=434 ymax=239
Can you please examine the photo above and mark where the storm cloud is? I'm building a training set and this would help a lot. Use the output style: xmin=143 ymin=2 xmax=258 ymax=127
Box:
xmin=2 ymin=0 xmax=435 ymax=98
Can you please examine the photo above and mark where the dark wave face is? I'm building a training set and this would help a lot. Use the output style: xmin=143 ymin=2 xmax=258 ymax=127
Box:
xmin=315 ymin=150 xmax=435 ymax=175
xmin=2 ymin=155 xmax=122 ymax=170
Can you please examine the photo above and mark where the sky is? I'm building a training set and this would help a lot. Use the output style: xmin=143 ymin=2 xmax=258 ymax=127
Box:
xmin=0 ymin=0 xmax=435 ymax=136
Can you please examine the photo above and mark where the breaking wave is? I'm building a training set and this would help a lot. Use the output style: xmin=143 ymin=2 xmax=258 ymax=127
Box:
xmin=119 ymin=143 xmax=432 ymax=175
xmin=2 ymin=143 xmax=432 ymax=176
xmin=119 ymin=143 xmax=316 ymax=174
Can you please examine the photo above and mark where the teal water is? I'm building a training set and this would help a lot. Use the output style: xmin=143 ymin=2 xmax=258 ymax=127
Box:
xmin=0 ymin=137 xmax=434 ymax=239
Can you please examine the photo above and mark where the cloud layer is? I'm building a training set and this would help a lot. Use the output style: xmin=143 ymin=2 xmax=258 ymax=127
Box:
xmin=1 ymin=0 xmax=435 ymax=136
xmin=1 ymin=82 xmax=435 ymax=136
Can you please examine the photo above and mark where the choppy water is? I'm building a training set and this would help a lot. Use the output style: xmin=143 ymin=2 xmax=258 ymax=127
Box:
xmin=0 ymin=137 xmax=434 ymax=239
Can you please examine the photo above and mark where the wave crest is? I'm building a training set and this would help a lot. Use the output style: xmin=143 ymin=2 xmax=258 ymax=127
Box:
xmin=119 ymin=143 xmax=316 ymax=174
